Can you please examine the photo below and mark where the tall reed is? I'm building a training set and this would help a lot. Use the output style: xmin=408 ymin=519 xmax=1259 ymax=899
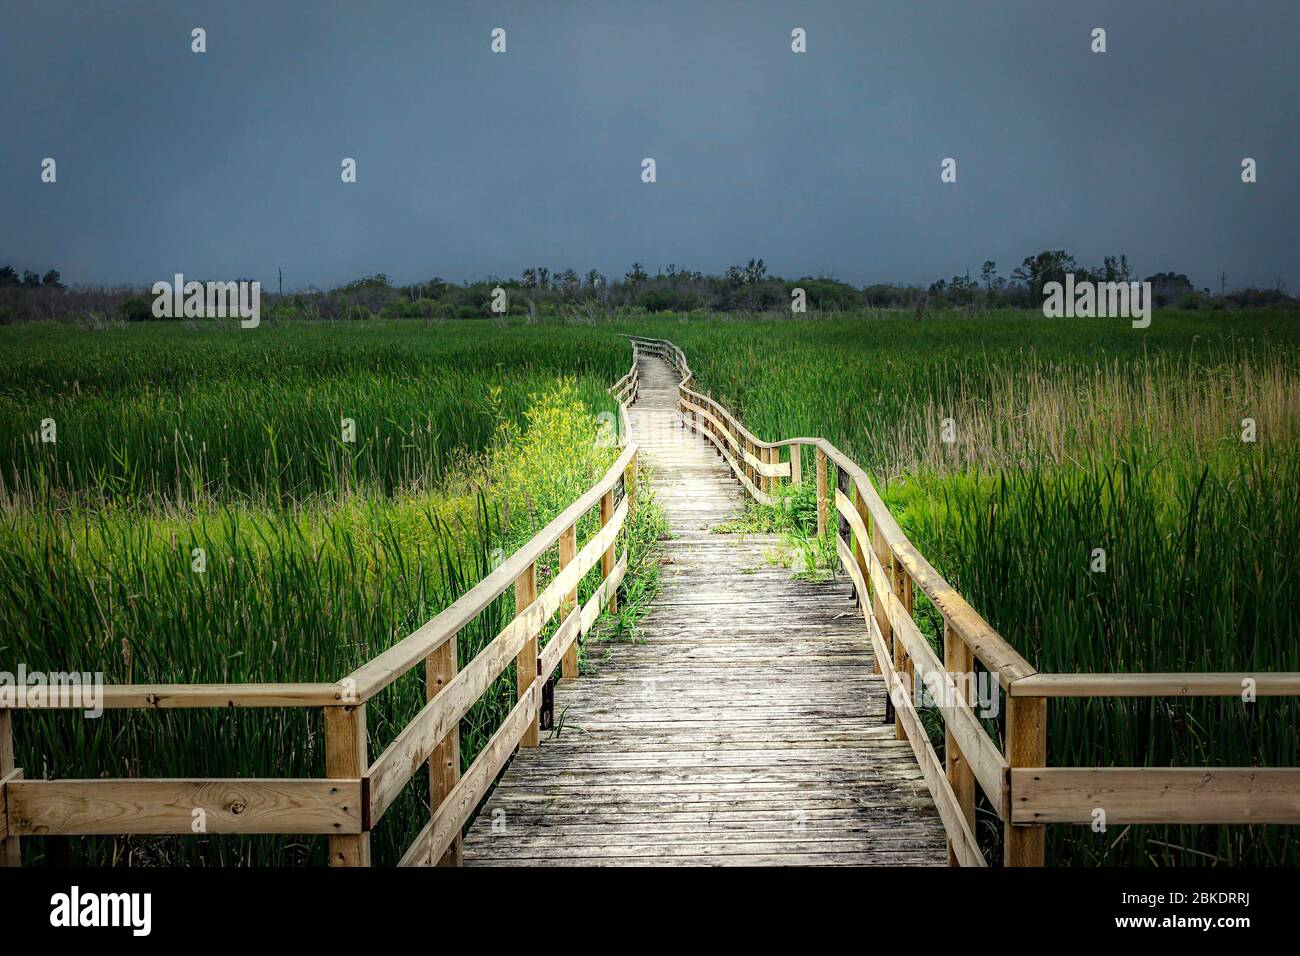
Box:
xmin=0 ymin=320 xmax=656 ymax=866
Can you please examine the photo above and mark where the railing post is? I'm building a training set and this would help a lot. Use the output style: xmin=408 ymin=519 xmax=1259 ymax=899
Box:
xmin=870 ymin=515 xmax=898 ymax=717
xmin=943 ymin=621 xmax=976 ymax=867
xmin=765 ymin=446 xmax=776 ymax=496
xmin=426 ymin=637 xmax=462 ymax=866
xmin=559 ymin=523 xmax=579 ymax=680
xmin=815 ymin=449 xmax=828 ymax=538
xmin=893 ymin=560 xmax=915 ymax=731
xmin=1 ymin=709 xmax=21 ymax=866
xmin=712 ymin=398 xmax=720 ymax=455
xmin=850 ymin=487 xmax=878 ymax=674
xmin=1004 ymin=695 xmax=1047 ymax=866
xmin=515 ymin=560 xmax=539 ymax=748
xmin=708 ymin=392 xmax=722 ymax=458
xmin=625 ymin=450 xmax=638 ymax=517
xmin=848 ymin=483 xmax=861 ymax=567
xmin=840 ymin=473 xmax=859 ymax=582
xmin=789 ymin=444 xmax=801 ymax=487
xmin=324 ymin=703 xmax=371 ymax=866
xmin=601 ymin=488 xmax=618 ymax=616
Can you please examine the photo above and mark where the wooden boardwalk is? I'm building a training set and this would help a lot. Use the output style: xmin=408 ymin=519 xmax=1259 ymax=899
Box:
xmin=462 ymin=353 xmax=947 ymax=866
xmin=10 ymin=341 xmax=1293 ymax=869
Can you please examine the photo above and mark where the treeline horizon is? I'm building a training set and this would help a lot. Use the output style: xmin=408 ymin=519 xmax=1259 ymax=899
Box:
xmin=2 ymin=250 xmax=1296 ymax=324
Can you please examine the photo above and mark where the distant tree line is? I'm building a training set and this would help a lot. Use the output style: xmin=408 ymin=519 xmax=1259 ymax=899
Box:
xmin=922 ymin=253 xmax=1297 ymax=311
xmin=1 ymin=252 xmax=1294 ymax=325
xmin=0 ymin=265 xmax=63 ymax=290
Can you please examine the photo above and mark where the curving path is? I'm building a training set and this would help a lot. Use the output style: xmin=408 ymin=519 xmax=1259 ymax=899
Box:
xmin=461 ymin=352 xmax=947 ymax=865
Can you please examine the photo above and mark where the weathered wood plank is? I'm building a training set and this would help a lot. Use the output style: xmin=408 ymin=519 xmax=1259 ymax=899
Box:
xmin=5 ymin=683 xmax=346 ymax=710
xmin=426 ymin=634 xmax=461 ymax=867
xmin=1011 ymin=768 xmax=1300 ymax=824
xmin=324 ymin=704 xmax=370 ymax=866
xmin=1010 ymin=672 xmax=1300 ymax=698
xmin=8 ymin=778 xmax=362 ymax=835
xmin=1004 ymin=695 xmax=1047 ymax=866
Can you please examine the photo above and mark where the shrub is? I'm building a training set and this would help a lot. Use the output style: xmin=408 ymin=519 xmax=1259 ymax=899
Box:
xmin=119 ymin=295 xmax=156 ymax=322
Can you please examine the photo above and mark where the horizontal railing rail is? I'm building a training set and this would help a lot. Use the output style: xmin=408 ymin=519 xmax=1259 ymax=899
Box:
xmin=0 ymin=343 xmax=647 ymax=868
xmin=343 ymin=440 xmax=636 ymax=705
xmin=1008 ymin=673 xmax=1300 ymax=697
xmin=1 ymin=683 xmax=349 ymax=710
xmin=628 ymin=334 xmax=1300 ymax=867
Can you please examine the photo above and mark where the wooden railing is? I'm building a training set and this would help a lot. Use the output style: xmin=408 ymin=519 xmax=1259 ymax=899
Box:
xmin=0 ymin=348 xmax=643 ymax=868
xmin=630 ymin=334 xmax=1300 ymax=867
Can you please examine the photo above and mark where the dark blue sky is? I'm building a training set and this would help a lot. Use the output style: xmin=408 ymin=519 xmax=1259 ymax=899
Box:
xmin=3 ymin=0 xmax=1297 ymax=292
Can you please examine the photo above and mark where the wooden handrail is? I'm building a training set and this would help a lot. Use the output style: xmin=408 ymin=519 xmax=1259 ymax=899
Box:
xmin=1010 ymin=768 xmax=1300 ymax=824
xmin=1009 ymin=672 xmax=1300 ymax=697
xmin=2 ymin=341 xmax=647 ymax=868
xmin=837 ymin=489 xmax=1008 ymax=813
xmin=366 ymin=495 xmax=629 ymax=825
xmin=397 ymin=548 xmax=629 ymax=867
xmin=817 ymin=435 xmax=1036 ymax=687
xmin=344 ymin=441 xmax=636 ymax=703
xmin=836 ymin=532 xmax=985 ymax=867
xmin=6 ymin=778 xmax=365 ymax=835
xmin=640 ymin=334 xmax=1300 ymax=867
xmin=2 ymin=683 xmax=348 ymax=710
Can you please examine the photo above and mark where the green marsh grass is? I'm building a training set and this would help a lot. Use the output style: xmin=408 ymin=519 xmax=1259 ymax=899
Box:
xmin=0 ymin=319 xmax=663 ymax=865
xmin=0 ymin=320 xmax=626 ymax=508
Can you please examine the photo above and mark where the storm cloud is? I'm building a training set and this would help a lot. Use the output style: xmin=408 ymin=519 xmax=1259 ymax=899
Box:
xmin=2 ymin=0 xmax=1296 ymax=292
